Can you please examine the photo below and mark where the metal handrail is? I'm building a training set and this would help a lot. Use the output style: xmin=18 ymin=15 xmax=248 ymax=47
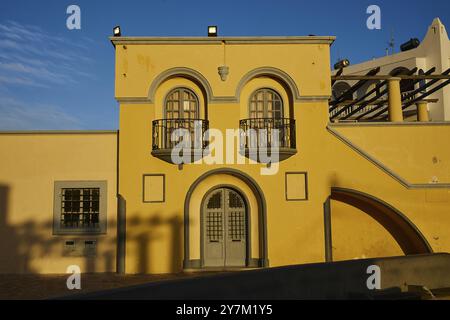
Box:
xmin=239 ymin=118 xmax=296 ymax=149
xmin=152 ymin=119 xmax=209 ymax=150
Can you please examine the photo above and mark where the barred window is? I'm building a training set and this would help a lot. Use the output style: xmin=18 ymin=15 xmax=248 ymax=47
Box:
xmin=53 ymin=181 xmax=107 ymax=235
xmin=61 ymin=188 xmax=100 ymax=229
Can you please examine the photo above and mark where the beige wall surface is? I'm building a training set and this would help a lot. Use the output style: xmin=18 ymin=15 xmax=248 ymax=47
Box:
xmin=0 ymin=132 xmax=118 ymax=274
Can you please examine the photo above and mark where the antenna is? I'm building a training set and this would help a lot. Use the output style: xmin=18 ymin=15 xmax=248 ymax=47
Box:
xmin=387 ymin=29 xmax=395 ymax=55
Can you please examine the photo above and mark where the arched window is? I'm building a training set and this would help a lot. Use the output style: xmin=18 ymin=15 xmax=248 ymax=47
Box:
xmin=249 ymin=88 xmax=283 ymax=119
xmin=165 ymin=87 xmax=199 ymax=119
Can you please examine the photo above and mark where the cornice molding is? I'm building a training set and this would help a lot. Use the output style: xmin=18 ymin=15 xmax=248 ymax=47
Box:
xmin=110 ymin=36 xmax=336 ymax=46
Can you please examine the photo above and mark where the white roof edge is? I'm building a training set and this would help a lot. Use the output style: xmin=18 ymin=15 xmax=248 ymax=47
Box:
xmin=331 ymin=17 xmax=449 ymax=74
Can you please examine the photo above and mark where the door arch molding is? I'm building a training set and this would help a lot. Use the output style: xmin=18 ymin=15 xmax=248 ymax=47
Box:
xmin=330 ymin=187 xmax=433 ymax=255
xmin=184 ymin=168 xmax=268 ymax=269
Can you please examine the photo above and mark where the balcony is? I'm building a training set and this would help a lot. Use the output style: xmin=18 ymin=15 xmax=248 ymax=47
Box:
xmin=152 ymin=119 xmax=209 ymax=164
xmin=239 ymin=118 xmax=297 ymax=163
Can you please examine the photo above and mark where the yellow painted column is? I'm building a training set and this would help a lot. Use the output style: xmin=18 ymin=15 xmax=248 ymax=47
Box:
xmin=388 ymin=77 xmax=403 ymax=122
xmin=416 ymin=101 xmax=430 ymax=122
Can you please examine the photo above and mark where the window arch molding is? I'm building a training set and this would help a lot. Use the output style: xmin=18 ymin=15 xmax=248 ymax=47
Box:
xmin=149 ymin=67 xmax=213 ymax=104
xmin=164 ymin=86 xmax=200 ymax=120
xmin=247 ymin=88 xmax=284 ymax=119
xmin=235 ymin=67 xmax=300 ymax=102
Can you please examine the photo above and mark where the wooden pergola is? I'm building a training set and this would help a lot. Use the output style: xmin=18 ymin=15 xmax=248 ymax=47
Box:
xmin=329 ymin=67 xmax=450 ymax=122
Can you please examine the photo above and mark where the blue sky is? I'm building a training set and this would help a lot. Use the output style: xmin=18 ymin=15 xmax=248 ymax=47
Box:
xmin=0 ymin=0 xmax=449 ymax=130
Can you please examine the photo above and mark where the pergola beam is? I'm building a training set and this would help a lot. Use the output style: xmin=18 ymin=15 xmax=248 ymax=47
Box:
xmin=332 ymin=74 xmax=450 ymax=81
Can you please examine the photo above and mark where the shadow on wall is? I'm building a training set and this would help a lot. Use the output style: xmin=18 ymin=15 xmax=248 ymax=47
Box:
xmin=0 ymin=184 xmax=26 ymax=272
xmin=0 ymin=183 xmax=117 ymax=274
xmin=128 ymin=213 xmax=184 ymax=274
xmin=0 ymin=185 xmax=184 ymax=274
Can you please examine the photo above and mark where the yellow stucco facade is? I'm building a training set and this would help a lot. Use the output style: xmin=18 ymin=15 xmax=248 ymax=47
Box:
xmin=113 ymin=36 xmax=450 ymax=274
xmin=0 ymin=35 xmax=449 ymax=274
xmin=0 ymin=132 xmax=117 ymax=273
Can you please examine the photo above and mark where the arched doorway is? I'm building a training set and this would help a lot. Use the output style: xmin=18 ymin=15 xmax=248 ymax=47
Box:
xmin=326 ymin=188 xmax=432 ymax=258
xmin=201 ymin=187 xmax=249 ymax=268
xmin=184 ymin=168 xmax=268 ymax=270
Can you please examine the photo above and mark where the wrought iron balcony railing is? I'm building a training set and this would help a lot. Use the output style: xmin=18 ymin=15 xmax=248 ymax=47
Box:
xmin=152 ymin=119 xmax=209 ymax=151
xmin=239 ymin=118 xmax=296 ymax=150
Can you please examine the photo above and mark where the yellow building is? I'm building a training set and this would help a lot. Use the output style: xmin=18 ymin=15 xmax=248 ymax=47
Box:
xmin=0 ymin=32 xmax=449 ymax=274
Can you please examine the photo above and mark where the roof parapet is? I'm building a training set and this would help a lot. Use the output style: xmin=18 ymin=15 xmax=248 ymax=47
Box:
xmin=109 ymin=36 xmax=336 ymax=47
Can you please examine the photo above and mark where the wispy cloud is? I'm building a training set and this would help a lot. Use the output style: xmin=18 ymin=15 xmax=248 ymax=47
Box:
xmin=0 ymin=20 xmax=97 ymax=130
xmin=0 ymin=96 xmax=83 ymax=130
xmin=0 ymin=20 xmax=95 ymax=89
xmin=0 ymin=75 xmax=50 ymax=88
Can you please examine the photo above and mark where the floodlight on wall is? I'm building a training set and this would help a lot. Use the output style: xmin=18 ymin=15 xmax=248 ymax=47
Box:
xmin=113 ymin=26 xmax=121 ymax=37
xmin=208 ymin=26 xmax=218 ymax=37
xmin=334 ymin=59 xmax=350 ymax=70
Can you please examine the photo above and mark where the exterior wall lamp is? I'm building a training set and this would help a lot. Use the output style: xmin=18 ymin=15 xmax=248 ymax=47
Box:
xmin=208 ymin=26 xmax=218 ymax=37
xmin=113 ymin=26 xmax=121 ymax=37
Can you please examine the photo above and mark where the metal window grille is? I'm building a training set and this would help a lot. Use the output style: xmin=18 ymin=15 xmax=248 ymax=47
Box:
xmin=207 ymin=192 xmax=222 ymax=209
xmin=228 ymin=190 xmax=244 ymax=208
xmin=61 ymin=188 xmax=100 ymax=229
xmin=206 ymin=212 xmax=223 ymax=242
xmin=228 ymin=191 xmax=246 ymax=241
xmin=228 ymin=211 xmax=246 ymax=241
